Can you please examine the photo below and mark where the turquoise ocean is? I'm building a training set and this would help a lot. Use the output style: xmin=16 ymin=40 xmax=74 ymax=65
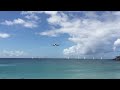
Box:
xmin=0 ymin=58 xmax=120 ymax=79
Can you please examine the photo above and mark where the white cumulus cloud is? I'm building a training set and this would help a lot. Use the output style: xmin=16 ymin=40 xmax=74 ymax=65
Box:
xmin=113 ymin=39 xmax=120 ymax=51
xmin=1 ymin=18 xmax=37 ymax=28
xmin=25 ymin=14 xmax=39 ymax=20
xmin=0 ymin=33 xmax=10 ymax=38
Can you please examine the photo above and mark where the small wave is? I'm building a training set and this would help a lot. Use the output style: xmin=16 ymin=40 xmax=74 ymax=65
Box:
xmin=0 ymin=64 xmax=15 ymax=66
xmin=66 ymin=69 xmax=84 ymax=72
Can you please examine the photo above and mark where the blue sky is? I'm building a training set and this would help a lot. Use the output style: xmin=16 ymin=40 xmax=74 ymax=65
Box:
xmin=0 ymin=11 xmax=71 ymax=58
xmin=0 ymin=11 xmax=120 ymax=59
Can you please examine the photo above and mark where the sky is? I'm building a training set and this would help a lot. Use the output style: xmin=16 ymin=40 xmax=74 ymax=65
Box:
xmin=0 ymin=11 xmax=120 ymax=59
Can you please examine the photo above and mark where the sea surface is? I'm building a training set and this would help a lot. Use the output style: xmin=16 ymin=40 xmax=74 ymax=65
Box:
xmin=0 ymin=58 xmax=120 ymax=79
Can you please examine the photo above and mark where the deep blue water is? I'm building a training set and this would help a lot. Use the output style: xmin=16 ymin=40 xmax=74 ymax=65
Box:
xmin=0 ymin=58 xmax=120 ymax=79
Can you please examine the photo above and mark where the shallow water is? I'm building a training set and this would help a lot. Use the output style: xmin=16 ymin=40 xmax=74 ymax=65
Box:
xmin=0 ymin=58 xmax=119 ymax=79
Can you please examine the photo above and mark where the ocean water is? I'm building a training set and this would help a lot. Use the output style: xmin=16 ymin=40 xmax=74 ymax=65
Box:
xmin=0 ymin=58 xmax=120 ymax=79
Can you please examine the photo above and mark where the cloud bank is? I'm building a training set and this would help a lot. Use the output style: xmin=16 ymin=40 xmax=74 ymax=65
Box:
xmin=37 ymin=11 xmax=120 ymax=56
xmin=1 ymin=11 xmax=58 ymax=29
xmin=2 ymin=50 xmax=27 ymax=57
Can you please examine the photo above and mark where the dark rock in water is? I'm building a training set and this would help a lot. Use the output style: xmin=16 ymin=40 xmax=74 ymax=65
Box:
xmin=113 ymin=56 xmax=120 ymax=61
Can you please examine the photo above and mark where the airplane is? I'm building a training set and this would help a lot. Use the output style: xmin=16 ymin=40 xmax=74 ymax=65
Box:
xmin=52 ymin=43 xmax=60 ymax=46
